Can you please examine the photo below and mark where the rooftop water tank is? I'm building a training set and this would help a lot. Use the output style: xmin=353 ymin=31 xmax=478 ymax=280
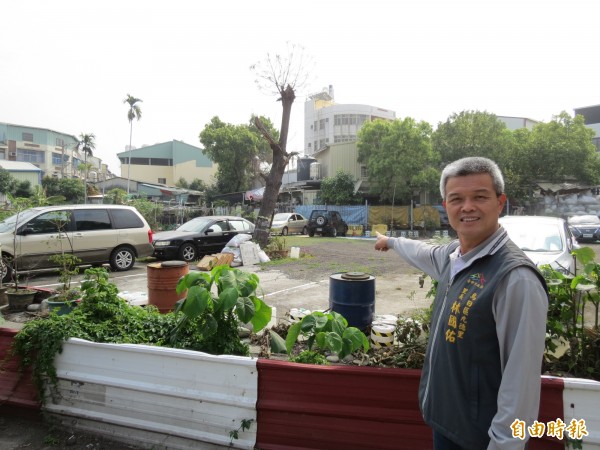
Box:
xmin=310 ymin=162 xmax=321 ymax=180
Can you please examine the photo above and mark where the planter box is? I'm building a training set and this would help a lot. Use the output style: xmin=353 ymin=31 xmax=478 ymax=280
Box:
xmin=3 ymin=327 xmax=600 ymax=449
xmin=45 ymin=338 xmax=258 ymax=449
xmin=0 ymin=328 xmax=40 ymax=410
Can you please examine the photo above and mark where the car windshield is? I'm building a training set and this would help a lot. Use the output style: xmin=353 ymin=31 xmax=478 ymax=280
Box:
xmin=177 ymin=217 xmax=214 ymax=233
xmin=0 ymin=208 xmax=40 ymax=233
xmin=273 ymin=213 xmax=291 ymax=221
xmin=568 ymin=215 xmax=600 ymax=225
xmin=502 ymin=221 xmax=563 ymax=252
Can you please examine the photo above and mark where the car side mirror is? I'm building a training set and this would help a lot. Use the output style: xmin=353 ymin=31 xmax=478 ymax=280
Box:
xmin=205 ymin=228 xmax=214 ymax=234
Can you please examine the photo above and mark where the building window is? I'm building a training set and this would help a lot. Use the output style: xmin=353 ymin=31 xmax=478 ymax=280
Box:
xmin=158 ymin=178 xmax=166 ymax=184
xmin=319 ymin=119 xmax=326 ymax=130
xmin=308 ymin=143 xmax=311 ymax=148
xmin=149 ymin=158 xmax=172 ymax=166
xmin=22 ymin=132 xmax=34 ymax=142
xmin=52 ymin=153 xmax=63 ymax=165
xmin=18 ymin=149 xmax=44 ymax=163
xmin=56 ymin=138 xmax=65 ymax=147
xmin=131 ymin=157 xmax=149 ymax=165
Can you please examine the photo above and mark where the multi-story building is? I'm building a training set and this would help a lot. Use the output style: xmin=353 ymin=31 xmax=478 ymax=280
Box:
xmin=573 ymin=104 xmax=600 ymax=152
xmin=0 ymin=122 xmax=107 ymax=181
xmin=303 ymin=85 xmax=396 ymax=156
xmin=116 ymin=140 xmax=217 ymax=188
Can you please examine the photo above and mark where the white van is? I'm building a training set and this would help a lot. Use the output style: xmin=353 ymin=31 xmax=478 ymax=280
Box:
xmin=0 ymin=205 xmax=154 ymax=283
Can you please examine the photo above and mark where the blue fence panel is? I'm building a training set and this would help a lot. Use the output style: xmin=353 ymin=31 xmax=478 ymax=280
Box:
xmin=296 ymin=205 xmax=368 ymax=228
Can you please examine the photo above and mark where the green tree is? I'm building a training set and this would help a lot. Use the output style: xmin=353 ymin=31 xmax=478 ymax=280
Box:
xmin=358 ymin=117 xmax=437 ymax=203
xmin=200 ymin=116 xmax=262 ymax=193
xmin=105 ymin=188 xmax=128 ymax=204
xmin=432 ymin=110 xmax=514 ymax=167
xmin=0 ymin=167 xmax=17 ymax=195
xmin=14 ymin=180 xmax=32 ymax=198
xmin=124 ymin=94 xmax=142 ymax=194
xmin=42 ymin=177 xmax=85 ymax=204
xmin=189 ymin=178 xmax=207 ymax=192
xmin=175 ymin=177 xmax=189 ymax=188
xmin=129 ymin=198 xmax=163 ymax=230
xmin=318 ymin=171 xmax=360 ymax=205
xmin=76 ymin=133 xmax=96 ymax=204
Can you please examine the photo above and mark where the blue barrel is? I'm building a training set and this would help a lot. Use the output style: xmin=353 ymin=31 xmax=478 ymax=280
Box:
xmin=329 ymin=272 xmax=375 ymax=331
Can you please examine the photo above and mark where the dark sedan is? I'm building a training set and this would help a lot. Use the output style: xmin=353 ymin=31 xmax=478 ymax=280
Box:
xmin=567 ymin=215 xmax=600 ymax=243
xmin=152 ymin=216 xmax=255 ymax=262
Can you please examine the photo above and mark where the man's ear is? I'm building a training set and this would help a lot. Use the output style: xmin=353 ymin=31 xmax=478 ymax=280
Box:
xmin=498 ymin=193 xmax=507 ymax=210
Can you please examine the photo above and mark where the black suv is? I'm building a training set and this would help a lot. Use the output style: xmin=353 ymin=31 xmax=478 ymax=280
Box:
xmin=307 ymin=210 xmax=348 ymax=237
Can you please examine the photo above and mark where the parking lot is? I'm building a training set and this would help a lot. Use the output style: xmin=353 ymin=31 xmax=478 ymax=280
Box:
xmin=3 ymin=236 xmax=433 ymax=330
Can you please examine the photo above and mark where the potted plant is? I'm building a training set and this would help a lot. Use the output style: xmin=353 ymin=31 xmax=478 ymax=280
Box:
xmin=4 ymin=196 xmax=37 ymax=312
xmin=264 ymin=235 xmax=290 ymax=259
xmin=46 ymin=253 xmax=82 ymax=315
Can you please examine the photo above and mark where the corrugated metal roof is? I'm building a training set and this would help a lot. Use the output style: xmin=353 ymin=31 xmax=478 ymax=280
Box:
xmin=0 ymin=160 xmax=42 ymax=172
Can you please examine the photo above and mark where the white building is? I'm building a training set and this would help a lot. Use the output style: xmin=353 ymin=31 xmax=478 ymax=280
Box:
xmin=303 ymin=85 xmax=396 ymax=156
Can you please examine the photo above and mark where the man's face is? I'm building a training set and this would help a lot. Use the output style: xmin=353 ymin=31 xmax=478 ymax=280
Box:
xmin=442 ymin=173 xmax=506 ymax=252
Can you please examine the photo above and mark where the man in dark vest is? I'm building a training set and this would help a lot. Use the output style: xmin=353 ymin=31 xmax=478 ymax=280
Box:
xmin=375 ymin=157 xmax=548 ymax=450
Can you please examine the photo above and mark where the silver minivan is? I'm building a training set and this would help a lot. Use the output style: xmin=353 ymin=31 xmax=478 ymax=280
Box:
xmin=0 ymin=205 xmax=154 ymax=283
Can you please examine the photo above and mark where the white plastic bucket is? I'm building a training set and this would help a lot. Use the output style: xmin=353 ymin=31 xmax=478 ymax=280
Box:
xmin=290 ymin=247 xmax=300 ymax=259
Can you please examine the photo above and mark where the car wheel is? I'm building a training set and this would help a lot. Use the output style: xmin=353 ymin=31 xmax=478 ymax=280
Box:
xmin=1 ymin=256 xmax=13 ymax=284
xmin=110 ymin=246 xmax=135 ymax=272
xmin=308 ymin=230 xmax=315 ymax=237
xmin=316 ymin=215 xmax=327 ymax=226
xmin=178 ymin=242 xmax=198 ymax=262
xmin=282 ymin=227 xmax=289 ymax=236
xmin=331 ymin=227 xmax=337 ymax=237
xmin=341 ymin=226 xmax=348 ymax=237
xmin=302 ymin=226 xmax=308 ymax=235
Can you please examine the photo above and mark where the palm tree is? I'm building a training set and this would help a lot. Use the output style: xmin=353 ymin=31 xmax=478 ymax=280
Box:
xmin=124 ymin=94 xmax=143 ymax=195
xmin=76 ymin=133 xmax=96 ymax=204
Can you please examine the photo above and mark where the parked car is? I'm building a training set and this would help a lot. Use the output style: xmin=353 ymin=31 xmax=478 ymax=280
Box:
xmin=307 ymin=210 xmax=348 ymax=237
xmin=0 ymin=205 xmax=154 ymax=283
xmin=567 ymin=215 xmax=600 ymax=243
xmin=431 ymin=205 xmax=450 ymax=228
xmin=152 ymin=215 xmax=254 ymax=262
xmin=499 ymin=215 xmax=578 ymax=275
xmin=270 ymin=213 xmax=308 ymax=236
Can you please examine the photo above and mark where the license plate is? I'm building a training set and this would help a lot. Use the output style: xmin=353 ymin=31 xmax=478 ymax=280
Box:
xmin=583 ymin=233 xmax=593 ymax=238
xmin=316 ymin=228 xmax=322 ymax=231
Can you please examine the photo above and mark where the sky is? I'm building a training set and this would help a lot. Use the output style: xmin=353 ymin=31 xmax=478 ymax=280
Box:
xmin=1 ymin=0 xmax=598 ymax=176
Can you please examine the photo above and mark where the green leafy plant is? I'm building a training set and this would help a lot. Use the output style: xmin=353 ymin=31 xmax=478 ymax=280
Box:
xmin=229 ymin=418 xmax=254 ymax=444
xmin=282 ymin=311 xmax=369 ymax=360
xmin=48 ymin=253 xmax=82 ymax=300
xmin=541 ymin=247 xmax=600 ymax=379
xmin=12 ymin=267 xmax=179 ymax=398
xmin=170 ymin=265 xmax=272 ymax=356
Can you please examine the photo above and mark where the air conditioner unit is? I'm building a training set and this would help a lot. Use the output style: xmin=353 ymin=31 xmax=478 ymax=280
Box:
xmin=9 ymin=152 xmax=16 ymax=156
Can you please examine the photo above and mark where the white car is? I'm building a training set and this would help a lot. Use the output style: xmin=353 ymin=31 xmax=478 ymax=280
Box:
xmin=499 ymin=215 xmax=579 ymax=275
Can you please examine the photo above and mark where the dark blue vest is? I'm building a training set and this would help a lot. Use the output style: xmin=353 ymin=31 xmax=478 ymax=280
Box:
xmin=418 ymin=239 xmax=546 ymax=449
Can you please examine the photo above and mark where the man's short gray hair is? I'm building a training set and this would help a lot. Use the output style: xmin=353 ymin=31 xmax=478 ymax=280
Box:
xmin=439 ymin=157 xmax=505 ymax=199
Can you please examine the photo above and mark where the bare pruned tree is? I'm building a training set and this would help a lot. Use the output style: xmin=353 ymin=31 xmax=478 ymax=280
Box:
xmin=250 ymin=42 xmax=313 ymax=247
